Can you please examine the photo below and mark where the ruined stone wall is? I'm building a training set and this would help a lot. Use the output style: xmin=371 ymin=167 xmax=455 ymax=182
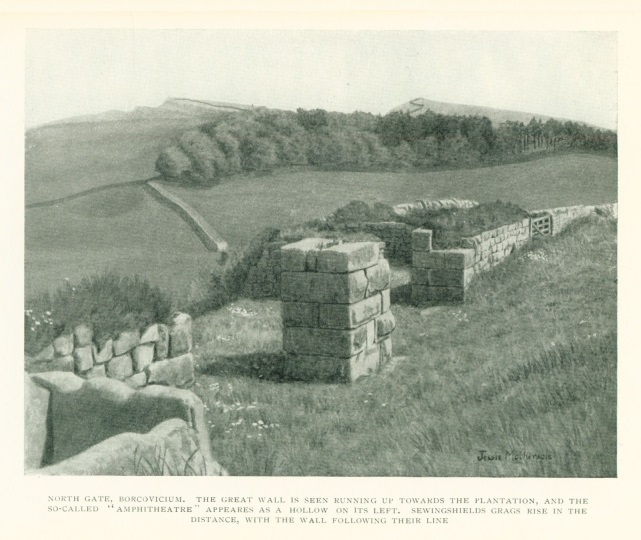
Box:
xmin=342 ymin=222 xmax=414 ymax=263
xmin=243 ymin=240 xmax=287 ymax=298
xmin=26 ymin=313 xmax=195 ymax=390
xmin=280 ymin=239 xmax=395 ymax=383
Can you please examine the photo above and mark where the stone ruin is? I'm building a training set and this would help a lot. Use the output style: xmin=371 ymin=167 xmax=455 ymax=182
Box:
xmin=279 ymin=239 xmax=395 ymax=383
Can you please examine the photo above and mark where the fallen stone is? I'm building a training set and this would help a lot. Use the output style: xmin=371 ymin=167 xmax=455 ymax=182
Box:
xmin=73 ymin=324 xmax=93 ymax=348
xmin=169 ymin=313 xmax=192 ymax=357
xmin=106 ymin=353 xmax=134 ymax=381
xmin=133 ymin=343 xmax=155 ymax=372
xmin=145 ymin=353 xmax=195 ymax=389
xmin=73 ymin=346 xmax=94 ymax=373
xmin=113 ymin=330 xmax=140 ymax=356
xmin=53 ymin=335 xmax=74 ymax=357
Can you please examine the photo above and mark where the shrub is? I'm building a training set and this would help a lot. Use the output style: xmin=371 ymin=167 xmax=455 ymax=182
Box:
xmin=25 ymin=273 xmax=173 ymax=355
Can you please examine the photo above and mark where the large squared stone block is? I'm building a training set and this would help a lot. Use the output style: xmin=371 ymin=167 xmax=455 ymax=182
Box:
xmin=444 ymin=249 xmax=475 ymax=269
xmin=365 ymin=258 xmax=390 ymax=295
xmin=281 ymin=270 xmax=368 ymax=304
xmin=282 ymin=302 xmax=319 ymax=327
xmin=283 ymin=345 xmax=381 ymax=383
xmin=315 ymin=242 xmax=379 ymax=273
xmin=412 ymin=228 xmax=433 ymax=252
xmin=412 ymin=251 xmax=447 ymax=269
xmin=318 ymin=294 xmax=381 ymax=329
xmin=283 ymin=322 xmax=375 ymax=358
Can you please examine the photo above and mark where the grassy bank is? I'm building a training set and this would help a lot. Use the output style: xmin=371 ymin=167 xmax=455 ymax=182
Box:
xmin=190 ymin=215 xmax=617 ymax=476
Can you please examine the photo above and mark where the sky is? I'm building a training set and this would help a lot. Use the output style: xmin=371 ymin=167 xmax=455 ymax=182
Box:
xmin=25 ymin=30 xmax=617 ymax=129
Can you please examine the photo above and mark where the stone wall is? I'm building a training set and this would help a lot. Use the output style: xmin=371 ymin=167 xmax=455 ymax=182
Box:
xmin=26 ymin=312 xmax=195 ymax=390
xmin=532 ymin=203 xmax=618 ymax=235
xmin=280 ymin=239 xmax=395 ymax=383
xmin=393 ymin=198 xmax=479 ymax=216
xmin=243 ymin=240 xmax=287 ymax=298
xmin=342 ymin=222 xmax=414 ymax=263
xmin=411 ymin=218 xmax=530 ymax=305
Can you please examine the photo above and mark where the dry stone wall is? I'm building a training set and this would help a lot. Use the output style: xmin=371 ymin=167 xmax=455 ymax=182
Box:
xmin=27 ymin=312 xmax=195 ymax=390
xmin=280 ymin=239 xmax=395 ymax=383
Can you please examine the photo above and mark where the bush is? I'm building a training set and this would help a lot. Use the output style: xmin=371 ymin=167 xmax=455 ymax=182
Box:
xmin=25 ymin=273 xmax=173 ymax=355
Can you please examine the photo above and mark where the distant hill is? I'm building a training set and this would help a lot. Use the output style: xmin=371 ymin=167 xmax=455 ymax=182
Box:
xmin=389 ymin=97 xmax=599 ymax=128
xmin=40 ymin=97 xmax=254 ymax=127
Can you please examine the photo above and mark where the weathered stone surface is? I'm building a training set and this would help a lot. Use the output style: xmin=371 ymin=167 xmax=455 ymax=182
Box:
xmin=283 ymin=322 xmax=375 ymax=358
xmin=34 ymin=344 xmax=54 ymax=362
xmin=133 ymin=343 xmax=155 ymax=372
xmin=315 ymin=242 xmax=379 ymax=273
xmin=349 ymin=345 xmax=381 ymax=382
xmin=106 ymin=353 xmax=134 ymax=381
xmin=124 ymin=371 xmax=148 ymax=389
xmin=51 ymin=355 xmax=74 ymax=372
xmin=146 ymin=353 xmax=195 ymax=389
xmin=82 ymin=364 xmax=106 ymax=379
xmin=140 ymin=324 xmax=160 ymax=344
xmin=155 ymin=324 xmax=170 ymax=361
xmin=444 ymin=249 xmax=475 ymax=269
xmin=113 ymin=330 xmax=140 ymax=356
xmin=318 ymin=294 xmax=381 ymax=329
xmin=29 ymin=373 xmax=222 ymax=474
xmin=429 ymin=268 xmax=466 ymax=287
xmin=93 ymin=339 xmax=113 ymax=364
xmin=281 ymin=270 xmax=368 ymax=304
xmin=73 ymin=346 xmax=94 ymax=373
xmin=412 ymin=228 xmax=433 ymax=251
xmin=381 ymin=289 xmax=391 ymax=313
xmin=169 ymin=313 xmax=192 ymax=357
xmin=24 ymin=373 xmax=51 ymax=470
xmin=379 ymin=336 xmax=393 ymax=366
xmin=413 ymin=250 xmax=447 ymax=269
xmin=73 ymin=324 xmax=93 ymax=347
xmin=376 ymin=311 xmax=396 ymax=338
xmin=365 ymin=258 xmax=390 ymax=295
xmin=281 ymin=238 xmax=332 ymax=272
xmin=282 ymin=302 xmax=319 ymax=328
xmin=284 ymin=346 xmax=381 ymax=384
xmin=53 ymin=335 xmax=74 ymax=357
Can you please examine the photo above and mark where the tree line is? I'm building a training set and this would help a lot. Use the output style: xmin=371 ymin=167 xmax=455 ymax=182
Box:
xmin=155 ymin=107 xmax=617 ymax=185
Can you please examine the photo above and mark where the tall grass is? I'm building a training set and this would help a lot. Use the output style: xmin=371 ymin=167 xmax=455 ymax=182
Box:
xmin=189 ymin=215 xmax=617 ymax=476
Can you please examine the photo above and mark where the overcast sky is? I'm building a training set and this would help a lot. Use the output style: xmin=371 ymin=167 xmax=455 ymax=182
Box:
xmin=26 ymin=30 xmax=617 ymax=130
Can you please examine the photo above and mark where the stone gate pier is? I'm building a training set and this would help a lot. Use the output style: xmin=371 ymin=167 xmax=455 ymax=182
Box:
xmin=279 ymin=239 xmax=395 ymax=382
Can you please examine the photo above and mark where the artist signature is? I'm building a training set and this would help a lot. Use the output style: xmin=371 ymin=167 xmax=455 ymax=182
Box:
xmin=476 ymin=450 xmax=553 ymax=461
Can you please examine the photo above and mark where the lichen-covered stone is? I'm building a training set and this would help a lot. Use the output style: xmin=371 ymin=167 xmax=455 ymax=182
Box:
xmin=444 ymin=249 xmax=475 ymax=269
xmin=140 ymin=324 xmax=160 ymax=344
xmin=413 ymin=251 xmax=447 ymax=269
xmin=379 ymin=336 xmax=393 ymax=366
xmin=34 ymin=344 xmax=54 ymax=362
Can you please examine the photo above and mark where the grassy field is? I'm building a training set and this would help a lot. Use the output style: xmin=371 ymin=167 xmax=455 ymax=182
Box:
xmin=25 ymin=185 xmax=223 ymax=300
xmin=165 ymin=153 xmax=617 ymax=248
xmin=189 ymin=216 xmax=617 ymax=476
xmin=25 ymin=118 xmax=207 ymax=204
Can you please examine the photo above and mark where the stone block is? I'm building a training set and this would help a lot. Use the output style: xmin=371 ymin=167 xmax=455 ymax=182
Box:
xmin=282 ymin=302 xmax=319 ymax=328
xmin=281 ymin=270 xmax=368 ymax=304
xmin=376 ymin=311 xmax=396 ymax=338
xmin=34 ymin=344 xmax=54 ymax=362
xmin=379 ymin=336 xmax=393 ymax=366
xmin=315 ymin=242 xmax=379 ymax=273
xmin=412 ymin=228 xmax=433 ymax=251
xmin=283 ymin=322 xmax=375 ymax=358
xmin=365 ymin=258 xmax=390 ymax=295
xmin=113 ymin=330 xmax=140 ymax=356
xmin=444 ymin=249 xmax=475 ymax=269
xmin=73 ymin=346 xmax=94 ymax=373
xmin=349 ymin=345 xmax=381 ymax=382
xmin=133 ymin=343 xmax=155 ymax=372
xmin=284 ymin=345 xmax=381 ymax=383
xmin=125 ymin=371 xmax=148 ymax=390
xmin=53 ymin=335 xmax=74 ymax=357
xmin=169 ymin=313 xmax=192 ymax=357
xmin=93 ymin=339 xmax=113 ymax=364
xmin=106 ymin=353 xmax=134 ymax=381
xmin=412 ymin=267 xmax=431 ymax=285
xmin=82 ymin=364 xmax=106 ymax=379
xmin=412 ymin=251 xmax=447 ymax=269
xmin=73 ymin=324 xmax=93 ymax=348
xmin=140 ymin=324 xmax=160 ymax=344
xmin=51 ymin=355 xmax=74 ymax=372
xmin=146 ymin=353 xmax=195 ymax=389
xmin=381 ymin=289 xmax=391 ymax=313
xmin=318 ymin=294 xmax=381 ymax=329
xmin=281 ymin=238 xmax=332 ymax=272
xmin=155 ymin=324 xmax=170 ymax=361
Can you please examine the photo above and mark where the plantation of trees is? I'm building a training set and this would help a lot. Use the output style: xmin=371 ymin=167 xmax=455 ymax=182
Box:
xmin=155 ymin=106 xmax=617 ymax=185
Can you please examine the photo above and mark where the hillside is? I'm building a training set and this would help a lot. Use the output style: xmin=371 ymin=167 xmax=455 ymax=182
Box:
xmin=389 ymin=97 xmax=602 ymax=129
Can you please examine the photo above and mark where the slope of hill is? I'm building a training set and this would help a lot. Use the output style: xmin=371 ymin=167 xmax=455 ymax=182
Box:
xmin=390 ymin=97 xmax=594 ymax=127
